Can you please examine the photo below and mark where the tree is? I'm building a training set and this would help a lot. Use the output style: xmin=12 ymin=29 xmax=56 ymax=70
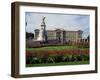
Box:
xmin=87 ymin=35 xmax=89 ymax=41
xmin=26 ymin=32 xmax=34 ymax=40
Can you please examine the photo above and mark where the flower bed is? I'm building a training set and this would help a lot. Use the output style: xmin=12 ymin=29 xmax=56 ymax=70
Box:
xmin=26 ymin=49 xmax=89 ymax=64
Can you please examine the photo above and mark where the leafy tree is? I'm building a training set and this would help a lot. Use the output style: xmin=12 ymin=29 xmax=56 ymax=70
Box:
xmin=26 ymin=32 xmax=34 ymax=40
xmin=87 ymin=35 xmax=89 ymax=41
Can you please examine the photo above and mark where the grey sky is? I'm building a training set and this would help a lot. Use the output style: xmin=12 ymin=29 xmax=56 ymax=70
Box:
xmin=25 ymin=12 xmax=90 ymax=38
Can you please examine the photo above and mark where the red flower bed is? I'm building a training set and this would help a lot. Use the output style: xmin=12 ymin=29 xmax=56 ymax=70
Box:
xmin=26 ymin=49 xmax=89 ymax=57
xmin=26 ymin=51 xmax=32 ymax=57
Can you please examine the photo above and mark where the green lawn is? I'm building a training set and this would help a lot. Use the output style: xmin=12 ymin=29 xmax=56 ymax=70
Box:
xmin=26 ymin=45 xmax=88 ymax=51
xmin=26 ymin=61 xmax=89 ymax=67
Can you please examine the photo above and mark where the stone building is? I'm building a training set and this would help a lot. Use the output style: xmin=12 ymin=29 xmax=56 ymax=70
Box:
xmin=33 ymin=17 xmax=83 ymax=44
xmin=34 ymin=28 xmax=83 ymax=43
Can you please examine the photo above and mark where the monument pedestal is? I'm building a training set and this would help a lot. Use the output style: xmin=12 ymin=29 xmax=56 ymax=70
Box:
xmin=36 ymin=17 xmax=47 ymax=43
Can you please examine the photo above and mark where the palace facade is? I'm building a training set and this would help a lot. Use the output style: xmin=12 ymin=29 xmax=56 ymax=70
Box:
xmin=34 ymin=28 xmax=83 ymax=43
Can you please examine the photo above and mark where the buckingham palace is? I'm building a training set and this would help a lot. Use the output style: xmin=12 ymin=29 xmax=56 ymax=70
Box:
xmin=26 ymin=17 xmax=84 ymax=47
xmin=33 ymin=17 xmax=83 ymax=44
xmin=34 ymin=28 xmax=83 ymax=44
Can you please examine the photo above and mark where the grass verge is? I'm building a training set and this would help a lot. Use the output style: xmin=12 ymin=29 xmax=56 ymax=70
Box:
xmin=26 ymin=45 xmax=89 ymax=51
xmin=26 ymin=61 xmax=89 ymax=67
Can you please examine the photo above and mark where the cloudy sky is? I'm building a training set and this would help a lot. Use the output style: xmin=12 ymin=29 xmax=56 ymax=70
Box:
xmin=25 ymin=12 xmax=90 ymax=38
